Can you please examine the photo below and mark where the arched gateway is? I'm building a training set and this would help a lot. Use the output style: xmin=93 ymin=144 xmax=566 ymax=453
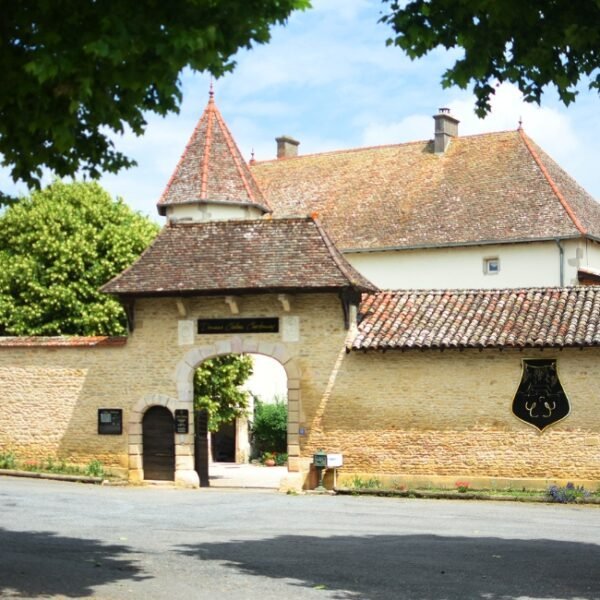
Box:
xmin=100 ymin=91 xmax=374 ymax=487
xmin=128 ymin=339 xmax=302 ymax=487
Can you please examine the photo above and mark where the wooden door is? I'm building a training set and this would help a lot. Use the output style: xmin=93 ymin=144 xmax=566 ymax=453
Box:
xmin=142 ymin=406 xmax=175 ymax=481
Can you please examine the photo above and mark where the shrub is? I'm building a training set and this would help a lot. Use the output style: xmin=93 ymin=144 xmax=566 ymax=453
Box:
xmin=547 ymin=482 xmax=590 ymax=503
xmin=86 ymin=459 xmax=105 ymax=478
xmin=348 ymin=476 xmax=382 ymax=490
xmin=275 ymin=452 xmax=288 ymax=466
xmin=0 ymin=451 xmax=17 ymax=469
xmin=252 ymin=397 xmax=287 ymax=455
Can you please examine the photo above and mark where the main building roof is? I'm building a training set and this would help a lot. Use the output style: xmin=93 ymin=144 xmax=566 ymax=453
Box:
xmin=251 ymin=129 xmax=600 ymax=251
xmin=101 ymin=217 xmax=377 ymax=297
xmin=353 ymin=287 xmax=600 ymax=351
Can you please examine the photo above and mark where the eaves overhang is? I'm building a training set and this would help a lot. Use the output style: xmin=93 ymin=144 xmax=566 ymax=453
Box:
xmin=157 ymin=198 xmax=272 ymax=217
xmin=341 ymin=234 xmax=587 ymax=254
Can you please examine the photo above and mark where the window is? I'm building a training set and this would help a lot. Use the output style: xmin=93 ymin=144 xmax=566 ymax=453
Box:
xmin=484 ymin=257 xmax=500 ymax=275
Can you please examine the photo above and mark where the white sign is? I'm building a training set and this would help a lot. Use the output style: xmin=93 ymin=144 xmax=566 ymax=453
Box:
xmin=327 ymin=454 xmax=343 ymax=468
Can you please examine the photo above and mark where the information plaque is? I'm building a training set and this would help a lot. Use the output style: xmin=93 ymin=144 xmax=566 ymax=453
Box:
xmin=174 ymin=409 xmax=189 ymax=434
xmin=198 ymin=318 xmax=279 ymax=335
xmin=98 ymin=409 xmax=122 ymax=435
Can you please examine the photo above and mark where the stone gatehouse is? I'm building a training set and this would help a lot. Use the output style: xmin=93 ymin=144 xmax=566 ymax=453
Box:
xmin=1 ymin=91 xmax=600 ymax=489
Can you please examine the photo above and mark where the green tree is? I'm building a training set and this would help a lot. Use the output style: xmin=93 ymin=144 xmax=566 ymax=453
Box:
xmin=0 ymin=180 xmax=159 ymax=336
xmin=380 ymin=0 xmax=600 ymax=116
xmin=0 ymin=0 xmax=310 ymax=190
xmin=194 ymin=354 xmax=253 ymax=432
xmin=252 ymin=396 xmax=288 ymax=455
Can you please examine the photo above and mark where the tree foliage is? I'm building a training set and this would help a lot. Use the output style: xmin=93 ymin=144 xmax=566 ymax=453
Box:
xmin=194 ymin=354 xmax=253 ymax=432
xmin=0 ymin=180 xmax=159 ymax=336
xmin=252 ymin=397 xmax=288 ymax=454
xmin=380 ymin=0 xmax=600 ymax=116
xmin=0 ymin=0 xmax=310 ymax=188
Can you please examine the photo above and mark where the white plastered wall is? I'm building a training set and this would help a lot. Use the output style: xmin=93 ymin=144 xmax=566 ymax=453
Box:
xmin=346 ymin=240 xmax=586 ymax=290
xmin=166 ymin=203 xmax=264 ymax=223
xmin=582 ymin=239 xmax=600 ymax=272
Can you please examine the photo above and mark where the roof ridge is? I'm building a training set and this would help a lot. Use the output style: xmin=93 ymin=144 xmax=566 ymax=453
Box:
xmin=518 ymin=128 xmax=587 ymax=235
xmin=212 ymin=103 xmax=271 ymax=211
xmin=200 ymin=102 xmax=215 ymax=200
xmin=157 ymin=110 xmax=209 ymax=207
xmin=311 ymin=216 xmax=377 ymax=290
xmin=251 ymin=129 xmax=521 ymax=165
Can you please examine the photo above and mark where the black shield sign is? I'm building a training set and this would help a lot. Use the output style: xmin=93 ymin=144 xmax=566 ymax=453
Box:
xmin=512 ymin=359 xmax=570 ymax=431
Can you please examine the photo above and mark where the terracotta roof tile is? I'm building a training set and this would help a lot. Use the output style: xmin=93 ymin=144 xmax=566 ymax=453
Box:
xmin=0 ymin=336 xmax=127 ymax=348
xmin=157 ymin=94 xmax=269 ymax=215
xmin=352 ymin=287 xmax=600 ymax=350
xmin=251 ymin=130 xmax=600 ymax=250
xmin=102 ymin=217 xmax=377 ymax=296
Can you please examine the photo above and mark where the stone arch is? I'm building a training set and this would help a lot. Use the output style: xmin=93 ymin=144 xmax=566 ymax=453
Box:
xmin=175 ymin=336 xmax=302 ymax=477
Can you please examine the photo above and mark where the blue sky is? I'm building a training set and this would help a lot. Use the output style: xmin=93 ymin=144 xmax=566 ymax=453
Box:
xmin=2 ymin=0 xmax=599 ymax=220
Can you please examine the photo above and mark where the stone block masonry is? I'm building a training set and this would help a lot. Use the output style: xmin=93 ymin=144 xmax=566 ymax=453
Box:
xmin=1 ymin=293 xmax=600 ymax=487
xmin=304 ymin=348 xmax=600 ymax=482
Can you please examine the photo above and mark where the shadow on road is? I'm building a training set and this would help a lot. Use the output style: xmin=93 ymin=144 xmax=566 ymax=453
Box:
xmin=178 ymin=533 xmax=600 ymax=599
xmin=0 ymin=527 xmax=149 ymax=598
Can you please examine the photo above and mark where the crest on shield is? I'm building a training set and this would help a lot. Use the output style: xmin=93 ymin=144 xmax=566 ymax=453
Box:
xmin=512 ymin=359 xmax=570 ymax=431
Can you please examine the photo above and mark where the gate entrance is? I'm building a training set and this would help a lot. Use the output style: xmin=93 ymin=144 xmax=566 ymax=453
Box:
xmin=142 ymin=406 xmax=175 ymax=481
xmin=128 ymin=339 xmax=301 ymax=487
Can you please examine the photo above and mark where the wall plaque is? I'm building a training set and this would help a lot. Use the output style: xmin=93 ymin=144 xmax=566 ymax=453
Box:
xmin=198 ymin=318 xmax=279 ymax=335
xmin=178 ymin=320 xmax=195 ymax=346
xmin=98 ymin=409 xmax=122 ymax=435
xmin=174 ymin=409 xmax=189 ymax=434
xmin=512 ymin=359 xmax=570 ymax=431
xmin=281 ymin=315 xmax=300 ymax=342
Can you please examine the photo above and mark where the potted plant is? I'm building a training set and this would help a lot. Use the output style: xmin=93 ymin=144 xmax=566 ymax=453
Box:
xmin=262 ymin=452 xmax=276 ymax=467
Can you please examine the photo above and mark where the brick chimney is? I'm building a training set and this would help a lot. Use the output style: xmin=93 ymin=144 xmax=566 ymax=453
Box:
xmin=276 ymin=136 xmax=300 ymax=159
xmin=433 ymin=108 xmax=459 ymax=153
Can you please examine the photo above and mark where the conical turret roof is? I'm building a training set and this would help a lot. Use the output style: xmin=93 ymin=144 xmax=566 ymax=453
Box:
xmin=157 ymin=89 xmax=270 ymax=216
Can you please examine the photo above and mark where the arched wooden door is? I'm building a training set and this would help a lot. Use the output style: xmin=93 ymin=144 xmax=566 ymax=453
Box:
xmin=142 ymin=406 xmax=175 ymax=481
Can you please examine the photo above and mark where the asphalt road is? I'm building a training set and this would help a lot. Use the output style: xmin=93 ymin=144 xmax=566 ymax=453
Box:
xmin=0 ymin=477 xmax=599 ymax=599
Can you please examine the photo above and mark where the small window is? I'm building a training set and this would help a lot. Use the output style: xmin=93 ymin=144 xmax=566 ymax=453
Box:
xmin=484 ymin=257 xmax=500 ymax=275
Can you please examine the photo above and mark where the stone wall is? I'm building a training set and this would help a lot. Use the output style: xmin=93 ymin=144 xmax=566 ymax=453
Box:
xmin=0 ymin=346 xmax=130 ymax=469
xmin=1 ymin=292 xmax=600 ymax=487
xmin=303 ymin=348 xmax=600 ymax=484
xmin=0 ymin=293 xmax=350 ymax=483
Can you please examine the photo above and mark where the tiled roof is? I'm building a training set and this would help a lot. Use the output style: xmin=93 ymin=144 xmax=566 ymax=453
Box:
xmin=157 ymin=91 xmax=269 ymax=216
xmin=352 ymin=287 xmax=600 ymax=351
xmin=251 ymin=129 xmax=600 ymax=250
xmin=102 ymin=217 xmax=377 ymax=296
xmin=0 ymin=336 xmax=127 ymax=348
